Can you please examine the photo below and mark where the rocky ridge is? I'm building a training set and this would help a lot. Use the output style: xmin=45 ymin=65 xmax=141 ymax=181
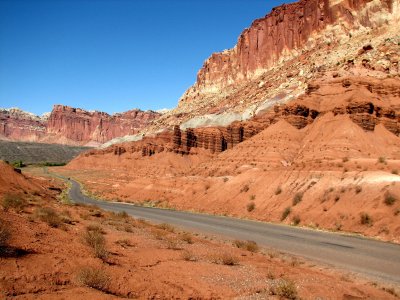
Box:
xmin=0 ymin=105 xmax=160 ymax=146
xmin=142 ymin=0 xmax=400 ymax=133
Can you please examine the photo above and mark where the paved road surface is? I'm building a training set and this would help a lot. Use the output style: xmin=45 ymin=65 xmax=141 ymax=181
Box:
xmin=65 ymin=177 xmax=400 ymax=284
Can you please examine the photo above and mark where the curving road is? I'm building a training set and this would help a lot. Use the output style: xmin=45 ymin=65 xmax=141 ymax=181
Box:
xmin=65 ymin=177 xmax=400 ymax=284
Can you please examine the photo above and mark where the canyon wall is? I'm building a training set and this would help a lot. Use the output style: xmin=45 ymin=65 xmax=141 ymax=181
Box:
xmin=173 ymin=0 xmax=399 ymax=119
xmin=0 ymin=106 xmax=160 ymax=146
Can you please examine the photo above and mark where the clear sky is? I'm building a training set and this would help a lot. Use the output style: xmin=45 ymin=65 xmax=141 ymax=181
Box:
xmin=0 ymin=0 xmax=291 ymax=116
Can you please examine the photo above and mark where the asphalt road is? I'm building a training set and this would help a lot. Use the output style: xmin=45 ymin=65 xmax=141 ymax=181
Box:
xmin=65 ymin=177 xmax=400 ymax=284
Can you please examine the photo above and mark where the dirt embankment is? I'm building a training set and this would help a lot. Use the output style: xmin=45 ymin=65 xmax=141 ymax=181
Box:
xmin=0 ymin=162 xmax=398 ymax=299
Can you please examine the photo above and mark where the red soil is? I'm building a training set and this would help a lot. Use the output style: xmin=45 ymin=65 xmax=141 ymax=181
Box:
xmin=1 ymin=163 xmax=398 ymax=299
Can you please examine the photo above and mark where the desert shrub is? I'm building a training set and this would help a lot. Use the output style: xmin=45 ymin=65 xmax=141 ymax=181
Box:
xmin=0 ymin=219 xmax=11 ymax=249
xmin=246 ymin=202 xmax=255 ymax=212
xmin=270 ymin=279 xmax=298 ymax=300
xmin=384 ymin=194 xmax=397 ymax=206
xmin=378 ymin=157 xmax=386 ymax=164
xmin=292 ymin=193 xmax=303 ymax=206
xmin=342 ymin=157 xmax=349 ymax=163
xmin=360 ymin=213 xmax=373 ymax=226
xmin=249 ymin=195 xmax=256 ymax=201
xmin=84 ymin=228 xmax=108 ymax=260
xmin=233 ymin=240 xmax=259 ymax=253
xmin=12 ymin=160 xmax=25 ymax=168
xmin=35 ymin=207 xmax=63 ymax=228
xmin=180 ymin=232 xmax=194 ymax=244
xmin=116 ymin=210 xmax=129 ymax=219
xmin=165 ymin=237 xmax=181 ymax=250
xmin=275 ymin=187 xmax=282 ymax=195
xmin=392 ymin=169 xmax=399 ymax=175
xmin=86 ymin=224 xmax=105 ymax=233
xmin=281 ymin=207 xmax=292 ymax=221
xmin=221 ymin=253 xmax=239 ymax=265
xmin=335 ymin=195 xmax=340 ymax=202
xmin=1 ymin=194 xmax=27 ymax=212
xmin=355 ymin=186 xmax=362 ymax=194
xmin=156 ymin=223 xmax=175 ymax=233
xmin=181 ymin=250 xmax=197 ymax=261
xmin=292 ymin=215 xmax=301 ymax=226
xmin=241 ymin=184 xmax=250 ymax=193
xmin=223 ymin=177 xmax=229 ymax=183
xmin=76 ymin=267 xmax=110 ymax=291
xmin=115 ymin=239 xmax=133 ymax=248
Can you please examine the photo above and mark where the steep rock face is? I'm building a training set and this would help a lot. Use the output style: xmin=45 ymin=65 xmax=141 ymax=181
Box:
xmin=0 ymin=108 xmax=46 ymax=142
xmin=186 ymin=0 xmax=395 ymax=94
xmin=0 ymin=106 xmax=160 ymax=145
xmin=46 ymin=105 xmax=160 ymax=144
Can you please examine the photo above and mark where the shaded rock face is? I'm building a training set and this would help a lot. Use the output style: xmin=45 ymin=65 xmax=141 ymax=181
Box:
xmin=0 ymin=106 xmax=160 ymax=145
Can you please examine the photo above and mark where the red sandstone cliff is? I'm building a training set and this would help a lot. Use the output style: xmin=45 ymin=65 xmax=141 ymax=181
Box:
xmin=0 ymin=106 xmax=160 ymax=146
xmin=190 ymin=0 xmax=395 ymax=91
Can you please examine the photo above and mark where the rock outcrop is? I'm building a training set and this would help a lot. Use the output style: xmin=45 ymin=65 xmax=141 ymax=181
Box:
xmin=81 ymin=76 xmax=400 ymax=158
xmin=0 ymin=108 xmax=47 ymax=142
xmin=0 ymin=106 xmax=160 ymax=146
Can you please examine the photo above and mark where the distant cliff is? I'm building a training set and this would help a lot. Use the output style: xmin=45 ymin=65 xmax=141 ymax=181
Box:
xmin=0 ymin=106 xmax=160 ymax=146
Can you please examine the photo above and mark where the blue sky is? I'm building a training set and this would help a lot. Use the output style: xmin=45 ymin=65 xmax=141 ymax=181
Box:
xmin=0 ymin=0 xmax=291 ymax=115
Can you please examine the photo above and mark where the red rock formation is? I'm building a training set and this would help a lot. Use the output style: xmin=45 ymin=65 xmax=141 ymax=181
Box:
xmin=192 ymin=0 xmax=394 ymax=91
xmin=0 ymin=108 xmax=46 ymax=142
xmin=0 ymin=106 xmax=160 ymax=145
xmin=46 ymin=105 xmax=160 ymax=144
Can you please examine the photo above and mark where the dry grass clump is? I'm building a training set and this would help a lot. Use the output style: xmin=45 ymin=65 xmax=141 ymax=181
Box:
xmin=180 ymin=232 xmax=194 ymax=244
xmin=156 ymin=223 xmax=175 ymax=233
xmin=86 ymin=224 xmax=106 ymax=234
xmin=115 ymin=239 xmax=133 ymax=248
xmin=210 ymin=252 xmax=239 ymax=266
xmin=83 ymin=226 xmax=108 ymax=260
xmin=0 ymin=219 xmax=11 ymax=249
xmin=355 ymin=185 xmax=362 ymax=194
xmin=281 ymin=207 xmax=292 ymax=221
xmin=246 ymin=202 xmax=256 ymax=212
xmin=240 ymin=184 xmax=250 ymax=193
xmin=34 ymin=207 xmax=64 ymax=228
xmin=275 ymin=186 xmax=282 ymax=195
xmin=76 ymin=266 xmax=110 ymax=291
xmin=384 ymin=193 xmax=397 ymax=206
xmin=1 ymin=194 xmax=27 ymax=212
xmin=292 ymin=215 xmax=301 ymax=226
xmin=233 ymin=240 xmax=259 ymax=253
xmin=165 ymin=238 xmax=181 ymax=250
xmin=270 ymin=278 xmax=298 ymax=299
xmin=181 ymin=250 xmax=197 ymax=262
xmin=292 ymin=193 xmax=303 ymax=206
xmin=360 ymin=213 xmax=373 ymax=226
